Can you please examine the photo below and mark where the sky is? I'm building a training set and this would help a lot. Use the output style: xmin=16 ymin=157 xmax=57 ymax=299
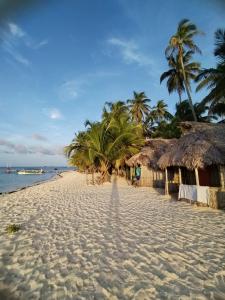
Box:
xmin=0 ymin=0 xmax=224 ymax=166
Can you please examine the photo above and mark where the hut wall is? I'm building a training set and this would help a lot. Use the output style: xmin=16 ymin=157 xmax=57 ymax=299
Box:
xmin=140 ymin=166 xmax=164 ymax=187
xmin=209 ymin=187 xmax=225 ymax=209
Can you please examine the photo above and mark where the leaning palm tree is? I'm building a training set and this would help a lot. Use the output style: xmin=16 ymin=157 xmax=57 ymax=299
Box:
xmin=127 ymin=91 xmax=151 ymax=124
xmin=196 ymin=28 xmax=225 ymax=117
xmin=166 ymin=19 xmax=202 ymax=121
xmin=160 ymin=51 xmax=200 ymax=103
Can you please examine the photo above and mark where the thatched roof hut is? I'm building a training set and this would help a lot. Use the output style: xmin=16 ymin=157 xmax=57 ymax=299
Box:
xmin=158 ymin=122 xmax=225 ymax=170
xmin=126 ymin=138 xmax=177 ymax=170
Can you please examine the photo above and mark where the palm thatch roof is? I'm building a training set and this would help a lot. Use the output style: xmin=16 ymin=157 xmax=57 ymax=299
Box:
xmin=126 ymin=138 xmax=177 ymax=169
xmin=158 ymin=122 xmax=225 ymax=170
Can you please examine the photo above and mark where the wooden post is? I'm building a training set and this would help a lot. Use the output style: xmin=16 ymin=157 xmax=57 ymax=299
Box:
xmin=195 ymin=168 xmax=199 ymax=186
xmin=178 ymin=168 xmax=182 ymax=184
xmin=219 ymin=166 xmax=225 ymax=188
xmin=165 ymin=168 xmax=169 ymax=195
xmin=92 ymin=171 xmax=94 ymax=185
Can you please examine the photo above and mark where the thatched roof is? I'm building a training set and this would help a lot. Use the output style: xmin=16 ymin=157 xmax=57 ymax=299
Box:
xmin=158 ymin=122 xmax=225 ymax=170
xmin=126 ymin=138 xmax=177 ymax=169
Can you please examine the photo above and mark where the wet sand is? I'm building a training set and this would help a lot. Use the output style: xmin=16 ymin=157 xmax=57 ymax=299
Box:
xmin=0 ymin=171 xmax=225 ymax=299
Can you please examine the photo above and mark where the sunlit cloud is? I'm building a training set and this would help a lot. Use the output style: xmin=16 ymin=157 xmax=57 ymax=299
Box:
xmin=49 ymin=108 xmax=63 ymax=120
xmin=107 ymin=37 xmax=153 ymax=66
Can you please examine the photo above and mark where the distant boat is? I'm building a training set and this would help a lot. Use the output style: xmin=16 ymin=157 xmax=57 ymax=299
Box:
xmin=17 ymin=169 xmax=44 ymax=175
xmin=5 ymin=164 xmax=13 ymax=174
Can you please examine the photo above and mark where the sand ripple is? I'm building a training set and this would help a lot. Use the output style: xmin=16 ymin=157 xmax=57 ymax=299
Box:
xmin=0 ymin=171 xmax=225 ymax=299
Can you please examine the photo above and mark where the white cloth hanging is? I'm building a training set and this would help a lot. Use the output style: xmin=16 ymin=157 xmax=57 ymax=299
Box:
xmin=179 ymin=184 xmax=197 ymax=202
xmin=196 ymin=186 xmax=210 ymax=204
xmin=178 ymin=184 xmax=209 ymax=205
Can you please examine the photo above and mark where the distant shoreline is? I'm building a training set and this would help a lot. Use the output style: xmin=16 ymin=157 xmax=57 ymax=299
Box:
xmin=0 ymin=171 xmax=70 ymax=196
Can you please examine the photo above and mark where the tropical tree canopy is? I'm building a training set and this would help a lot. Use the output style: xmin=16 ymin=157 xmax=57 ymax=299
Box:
xmin=175 ymin=100 xmax=216 ymax=122
xmin=165 ymin=19 xmax=202 ymax=121
xmin=127 ymin=91 xmax=151 ymax=123
xmin=196 ymin=28 xmax=225 ymax=117
xmin=66 ymin=22 xmax=225 ymax=181
xmin=65 ymin=105 xmax=145 ymax=182
xmin=160 ymin=51 xmax=200 ymax=103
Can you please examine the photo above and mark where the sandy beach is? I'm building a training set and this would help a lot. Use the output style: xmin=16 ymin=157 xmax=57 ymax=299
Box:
xmin=0 ymin=171 xmax=225 ymax=299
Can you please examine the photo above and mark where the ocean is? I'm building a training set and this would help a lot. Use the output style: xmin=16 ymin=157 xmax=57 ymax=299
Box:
xmin=0 ymin=166 xmax=73 ymax=193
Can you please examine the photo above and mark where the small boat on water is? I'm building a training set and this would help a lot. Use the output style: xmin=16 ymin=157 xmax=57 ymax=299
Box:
xmin=5 ymin=167 xmax=12 ymax=174
xmin=5 ymin=164 xmax=16 ymax=174
xmin=17 ymin=169 xmax=44 ymax=175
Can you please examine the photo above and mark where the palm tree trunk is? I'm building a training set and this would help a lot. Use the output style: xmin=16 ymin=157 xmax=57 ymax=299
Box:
xmin=178 ymin=90 xmax=182 ymax=104
xmin=179 ymin=53 xmax=197 ymax=121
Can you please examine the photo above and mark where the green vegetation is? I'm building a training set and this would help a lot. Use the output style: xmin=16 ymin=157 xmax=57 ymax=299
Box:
xmin=165 ymin=19 xmax=202 ymax=121
xmin=6 ymin=224 xmax=21 ymax=234
xmin=66 ymin=19 xmax=225 ymax=180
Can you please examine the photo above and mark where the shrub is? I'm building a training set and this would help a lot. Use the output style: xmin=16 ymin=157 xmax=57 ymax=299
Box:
xmin=6 ymin=224 xmax=21 ymax=234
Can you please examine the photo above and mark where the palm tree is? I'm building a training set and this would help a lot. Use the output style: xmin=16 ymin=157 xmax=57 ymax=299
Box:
xmin=160 ymin=51 xmax=200 ymax=103
xmin=175 ymin=100 xmax=216 ymax=122
xmin=127 ymin=91 xmax=151 ymax=123
xmin=196 ymin=28 xmax=225 ymax=117
xmin=166 ymin=19 xmax=202 ymax=121
xmin=150 ymin=100 xmax=173 ymax=123
xmin=143 ymin=100 xmax=173 ymax=137
xmin=65 ymin=113 xmax=144 ymax=182
xmin=102 ymin=100 xmax=128 ymax=122
xmin=64 ymin=131 xmax=92 ymax=171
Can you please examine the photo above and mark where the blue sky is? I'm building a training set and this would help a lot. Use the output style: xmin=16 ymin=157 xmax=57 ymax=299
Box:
xmin=0 ymin=0 xmax=224 ymax=166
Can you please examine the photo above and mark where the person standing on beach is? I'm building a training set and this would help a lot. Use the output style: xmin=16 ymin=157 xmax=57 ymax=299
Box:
xmin=135 ymin=164 xmax=141 ymax=187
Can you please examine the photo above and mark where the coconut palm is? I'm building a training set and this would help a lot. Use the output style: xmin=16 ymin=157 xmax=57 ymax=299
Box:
xmin=196 ymin=29 xmax=225 ymax=117
xmin=65 ymin=114 xmax=144 ymax=182
xmin=149 ymin=100 xmax=173 ymax=124
xmin=175 ymin=100 xmax=216 ymax=122
xmin=127 ymin=91 xmax=151 ymax=123
xmin=64 ymin=131 xmax=91 ymax=171
xmin=166 ymin=19 xmax=202 ymax=121
xmin=143 ymin=100 xmax=173 ymax=137
xmin=160 ymin=51 xmax=200 ymax=103
xmin=102 ymin=100 xmax=128 ymax=122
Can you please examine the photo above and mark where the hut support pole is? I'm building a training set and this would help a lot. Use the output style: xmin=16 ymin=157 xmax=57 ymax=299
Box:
xmin=219 ymin=166 xmax=225 ymax=188
xmin=178 ymin=168 xmax=182 ymax=184
xmin=195 ymin=168 xmax=199 ymax=186
xmin=165 ymin=168 xmax=169 ymax=195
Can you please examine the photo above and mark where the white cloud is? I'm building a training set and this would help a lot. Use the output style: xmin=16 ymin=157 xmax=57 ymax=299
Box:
xmin=59 ymin=80 xmax=79 ymax=100
xmin=32 ymin=134 xmax=48 ymax=142
xmin=107 ymin=37 xmax=153 ymax=66
xmin=8 ymin=22 xmax=25 ymax=38
xmin=0 ymin=138 xmax=64 ymax=156
xmin=33 ymin=39 xmax=49 ymax=50
xmin=49 ymin=108 xmax=63 ymax=120
xmin=3 ymin=38 xmax=30 ymax=66
xmin=1 ymin=21 xmax=48 ymax=67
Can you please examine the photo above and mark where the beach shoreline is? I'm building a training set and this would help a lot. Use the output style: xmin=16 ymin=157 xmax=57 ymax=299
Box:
xmin=0 ymin=171 xmax=225 ymax=299
xmin=0 ymin=170 xmax=70 ymax=196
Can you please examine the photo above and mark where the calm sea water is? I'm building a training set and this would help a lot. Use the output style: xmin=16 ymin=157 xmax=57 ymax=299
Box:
xmin=0 ymin=167 xmax=74 ymax=193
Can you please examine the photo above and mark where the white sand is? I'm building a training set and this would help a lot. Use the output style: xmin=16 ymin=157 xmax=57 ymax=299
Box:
xmin=0 ymin=171 xmax=225 ymax=299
